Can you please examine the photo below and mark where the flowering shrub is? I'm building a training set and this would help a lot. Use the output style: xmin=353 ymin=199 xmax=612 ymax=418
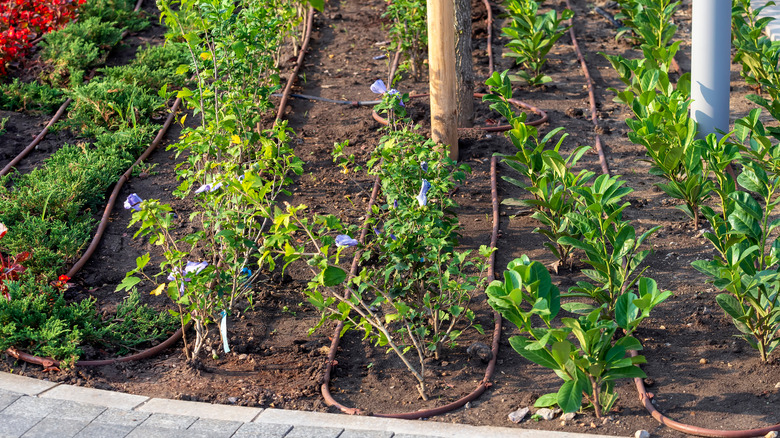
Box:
xmin=0 ymin=0 xmax=85 ymax=76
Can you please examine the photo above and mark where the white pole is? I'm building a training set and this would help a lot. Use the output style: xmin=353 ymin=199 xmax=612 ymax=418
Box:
xmin=690 ymin=0 xmax=731 ymax=138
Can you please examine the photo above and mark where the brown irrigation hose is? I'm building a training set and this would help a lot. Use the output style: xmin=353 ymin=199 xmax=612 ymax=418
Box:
xmin=564 ymin=0 xmax=611 ymax=176
xmin=627 ymin=351 xmax=780 ymax=437
xmin=5 ymin=96 xmax=186 ymax=370
xmin=0 ymin=98 xmax=72 ymax=177
xmin=6 ymin=325 xmax=185 ymax=370
xmin=372 ymin=93 xmax=548 ymax=131
xmin=66 ymin=97 xmax=183 ymax=278
xmin=319 ymin=157 xmax=503 ymax=420
xmin=275 ymin=7 xmax=315 ymax=124
xmin=482 ymin=0 xmax=494 ymax=75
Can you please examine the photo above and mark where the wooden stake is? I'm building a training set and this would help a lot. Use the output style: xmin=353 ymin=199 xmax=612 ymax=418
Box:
xmin=427 ymin=0 xmax=458 ymax=161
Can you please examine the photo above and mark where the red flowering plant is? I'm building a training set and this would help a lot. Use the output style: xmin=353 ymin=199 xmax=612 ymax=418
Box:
xmin=0 ymin=223 xmax=31 ymax=301
xmin=0 ymin=0 xmax=85 ymax=76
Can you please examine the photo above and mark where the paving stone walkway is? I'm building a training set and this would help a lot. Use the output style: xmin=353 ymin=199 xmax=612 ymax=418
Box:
xmin=0 ymin=372 xmax=621 ymax=438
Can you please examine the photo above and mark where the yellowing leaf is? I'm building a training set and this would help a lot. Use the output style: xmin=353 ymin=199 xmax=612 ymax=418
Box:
xmin=199 ymin=52 xmax=212 ymax=60
xmin=231 ymin=135 xmax=241 ymax=144
xmin=150 ymin=283 xmax=166 ymax=296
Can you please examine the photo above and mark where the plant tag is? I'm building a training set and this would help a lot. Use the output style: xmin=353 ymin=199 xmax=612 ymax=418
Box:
xmin=220 ymin=310 xmax=230 ymax=353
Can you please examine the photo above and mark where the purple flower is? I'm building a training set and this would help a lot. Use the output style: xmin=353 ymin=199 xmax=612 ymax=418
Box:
xmin=416 ymin=179 xmax=431 ymax=207
xmin=370 ymin=79 xmax=404 ymax=107
xmin=370 ymin=79 xmax=388 ymax=94
xmin=194 ymin=182 xmax=223 ymax=195
xmin=393 ymin=199 xmax=398 ymax=209
xmin=335 ymin=234 xmax=359 ymax=247
xmin=185 ymin=261 xmax=209 ymax=274
xmin=390 ymin=233 xmax=397 ymax=241
xmin=421 ymin=162 xmax=428 ymax=172
xmin=124 ymin=193 xmax=143 ymax=211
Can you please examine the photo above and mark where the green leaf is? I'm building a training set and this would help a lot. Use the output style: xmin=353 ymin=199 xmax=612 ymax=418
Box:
xmin=534 ymin=393 xmax=559 ymax=408
xmin=557 ymin=379 xmax=583 ymax=413
xmin=323 ymin=266 xmax=347 ymax=286
xmin=509 ymin=336 xmax=559 ymax=369
xmin=716 ymin=294 xmax=745 ymax=320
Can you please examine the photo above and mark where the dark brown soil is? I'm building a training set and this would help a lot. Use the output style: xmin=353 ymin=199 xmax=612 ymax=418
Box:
xmin=2 ymin=0 xmax=780 ymax=437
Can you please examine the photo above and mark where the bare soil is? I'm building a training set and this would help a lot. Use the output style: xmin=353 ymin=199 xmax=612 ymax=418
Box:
xmin=2 ymin=0 xmax=780 ymax=436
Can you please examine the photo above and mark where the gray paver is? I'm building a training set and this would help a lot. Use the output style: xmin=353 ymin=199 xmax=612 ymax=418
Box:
xmin=231 ymin=422 xmax=292 ymax=438
xmin=125 ymin=427 xmax=210 ymax=438
xmin=136 ymin=397 xmax=262 ymax=422
xmin=0 ymin=414 xmax=41 ymax=438
xmin=285 ymin=425 xmax=343 ymax=438
xmin=0 ymin=392 xmax=21 ymax=412
xmin=0 ymin=374 xmax=57 ymax=396
xmin=139 ymin=412 xmax=197 ymax=430
xmin=187 ymin=418 xmax=243 ymax=437
xmin=73 ymin=423 xmax=133 ymax=438
xmin=93 ymin=408 xmax=150 ymax=426
xmin=1 ymin=397 xmax=59 ymax=419
xmin=393 ymin=435 xmax=437 ymax=438
xmin=339 ymin=429 xmax=395 ymax=438
xmin=47 ymin=399 xmax=105 ymax=422
xmin=20 ymin=418 xmax=87 ymax=438
xmin=40 ymin=384 xmax=148 ymax=410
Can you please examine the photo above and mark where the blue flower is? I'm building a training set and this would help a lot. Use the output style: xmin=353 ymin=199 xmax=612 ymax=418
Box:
xmin=390 ymin=233 xmax=398 ymax=241
xmin=416 ymin=179 xmax=431 ymax=207
xmin=124 ymin=193 xmax=143 ymax=211
xmin=335 ymin=234 xmax=359 ymax=247
xmin=241 ymin=267 xmax=252 ymax=278
xmin=421 ymin=162 xmax=428 ymax=172
xmin=393 ymin=199 xmax=398 ymax=209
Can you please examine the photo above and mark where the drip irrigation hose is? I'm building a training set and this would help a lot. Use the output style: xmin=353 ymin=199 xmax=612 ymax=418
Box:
xmin=66 ymin=96 xmax=183 ymax=278
xmin=371 ymin=93 xmax=548 ymax=131
xmin=4 ymin=96 xmax=186 ymax=370
xmin=627 ymin=351 xmax=780 ymax=437
xmin=564 ymin=0 xmax=611 ymax=176
xmin=319 ymin=158 xmax=503 ymax=420
xmin=387 ymin=49 xmax=403 ymax=86
xmin=1 ymin=0 xmax=145 ymax=177
xmin=594 ymin=6 xmax=622 ymax=29
xmin=271 ymin=93 xmax=382 ymax=107
xmin=482 ymin=0 xmax=494 ymax=75
xmin=0 ymin=98 xmax=72 ymax=177
xmin=275 ymin=7 xmax=315 ymax=124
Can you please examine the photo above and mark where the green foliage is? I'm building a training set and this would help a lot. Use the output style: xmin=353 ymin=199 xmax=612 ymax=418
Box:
xmin=99 ymin=43 xmax=192 ymax=90
xmin=732 ymin=0 xmax=780 ymax=139
xmin=502 ymin=0 xmax=572 ymax=86
xmin=0 ymin=79 xmax=65 ymax=114
xmin=39 ymin=17 xmax=125 ymax=87
xmin=262 ymin=123 xmax=491 ymax=401
xmin=603 ymin=54 xmax=709 ymax=226
xmin=485 ymin=71 xmax=594 ymax=266
xmin=486 ymin=256 xmax=649 ymax=417
xmin=383 ymin=0 xmax=427 ymax=81
xmin=119 ymin=0 xmax=306 ymax=360
xmin=693 ymin=115 xmax=780 ymax=362
xmin=0 ymin=278 xmax=177 ymax=365
xmin=62 ymin=78 xmax=165 ymax=136
xmin=615 ymin=0 xmax=680 ymax=59
xmin=77 ymin=0 xmax=148 ymax=32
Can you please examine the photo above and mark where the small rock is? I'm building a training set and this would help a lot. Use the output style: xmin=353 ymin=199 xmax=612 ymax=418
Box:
xmin=535 ymin=408 xmax=559 ymax=420
xmin=508 ymin=407 xmax=529 ymax=423
xmin=562 ymin=412 xmax=576 ymax=421
xmin=659 ymin=325 xmax=666 ymax=330
xmin=465 ymin=402 xmax=471 ymax=409
xmin=700 ymin=358 xmax=708 ymax=364
xmin=765 ymin=432 xmax=778 ymax=438
xmin=467 ymin=342 xmax=493 ymax=363
xmin=239 ymin=354 xmax=248 ymax=360
xmin=227 ymin=397 xmax=238 ymax=404
xmin=775 ymin=382 xmax=780 ymax=389
xmin=635 ymin=431 xmax=650 ymax=438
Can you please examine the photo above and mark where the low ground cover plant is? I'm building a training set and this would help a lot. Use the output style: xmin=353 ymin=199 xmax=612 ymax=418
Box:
xmin=0 ymin=37 xmax=188 ymax=363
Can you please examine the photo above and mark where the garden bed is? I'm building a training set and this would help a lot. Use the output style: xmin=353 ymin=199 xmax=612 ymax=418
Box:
xmin=2 ymin=0 xmax=780 ymax=437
